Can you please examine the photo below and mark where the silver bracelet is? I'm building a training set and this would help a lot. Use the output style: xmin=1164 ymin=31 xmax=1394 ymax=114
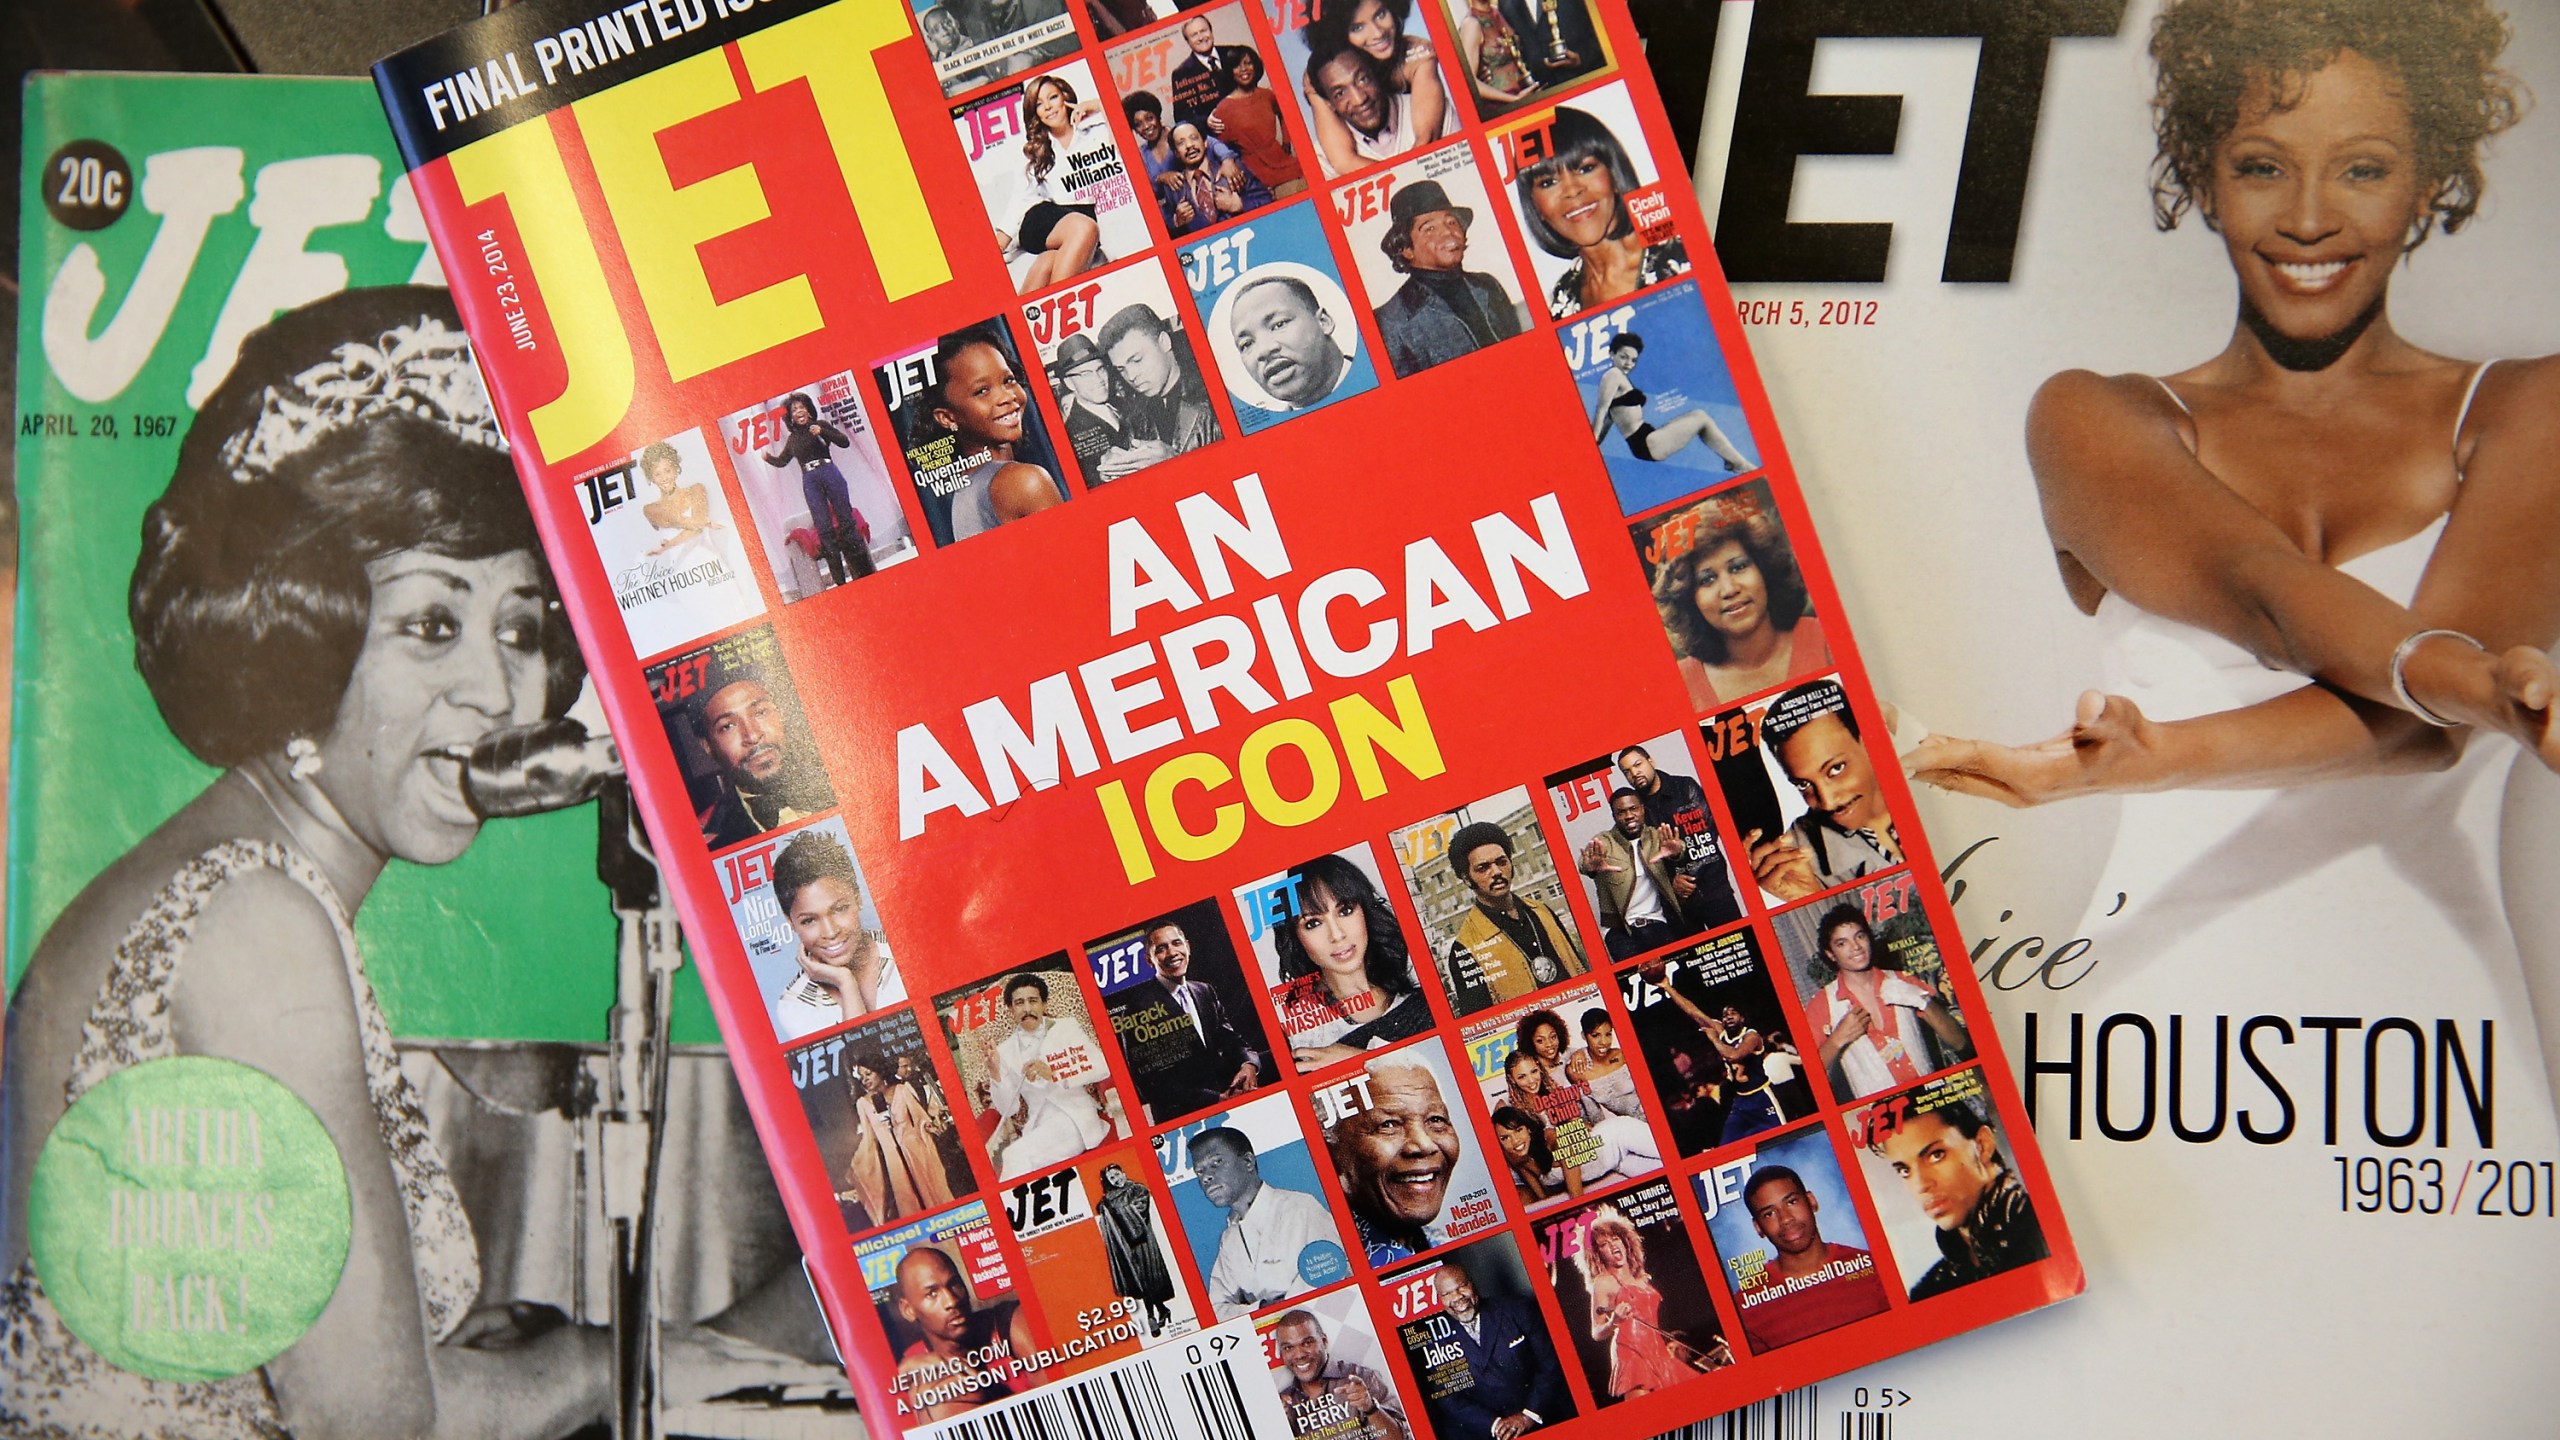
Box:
xmin=2389 ymin=627 xmax=2487 ymax=727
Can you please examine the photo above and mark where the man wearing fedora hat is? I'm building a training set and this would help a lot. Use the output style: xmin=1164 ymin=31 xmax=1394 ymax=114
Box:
xmin=1372 ymin=179 xmax=1524 ymax=376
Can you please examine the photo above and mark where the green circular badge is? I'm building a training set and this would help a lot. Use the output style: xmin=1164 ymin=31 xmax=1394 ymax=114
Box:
xmin=28 ymin=1056 xmax=352 ymax=1381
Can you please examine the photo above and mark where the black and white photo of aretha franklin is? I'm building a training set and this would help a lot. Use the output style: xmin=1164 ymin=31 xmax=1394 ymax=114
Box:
xmin=0 ymin=288 xmax=827 ymax=1438
xmin=1903 ymin=0 xmax=2560 ymax=1090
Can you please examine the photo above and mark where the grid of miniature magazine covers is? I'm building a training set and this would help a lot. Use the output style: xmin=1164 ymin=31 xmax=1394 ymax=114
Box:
xmin=564 ymin=0 xmax=2057 ymax=1428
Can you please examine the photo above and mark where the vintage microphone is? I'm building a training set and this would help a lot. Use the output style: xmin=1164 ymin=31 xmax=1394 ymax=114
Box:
xmin=460 ymin=716 xmax=622 ymax=817
xmin=462 ymin=714 xmax=674 ymax=1440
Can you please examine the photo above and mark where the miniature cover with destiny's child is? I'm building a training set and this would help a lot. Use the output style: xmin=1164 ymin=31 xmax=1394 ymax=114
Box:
xmin=1635 ymin=0 xmax=2560 ymax=1433
xmin=368 ymin=0 xmax=2082 ymax=1431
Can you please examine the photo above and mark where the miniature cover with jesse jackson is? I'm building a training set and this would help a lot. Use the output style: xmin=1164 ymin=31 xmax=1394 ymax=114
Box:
xmin=369 ymin=0 xmax=2084 ymax=1431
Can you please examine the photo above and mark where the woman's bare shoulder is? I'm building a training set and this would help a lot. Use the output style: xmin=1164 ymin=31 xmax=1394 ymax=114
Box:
xmin=173 ymin=868 xmax=365 ymax=1070
xmin=24 ymin=793 xmax=274 ymax=977
xmin=15 ymin=818 xmax=352 ymax=1084
xmin=2027 ymin=368 xmax=2188 ymax=430
xmin=2026 ymin=369 xmax=2196 ymax=485
xmin=2467 ymin=352 xmax=2560 ymax=423
xmin=992 ymin=462 xmax=1064 ymax=518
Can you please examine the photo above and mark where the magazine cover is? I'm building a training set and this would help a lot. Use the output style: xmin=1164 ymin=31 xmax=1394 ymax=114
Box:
xmin=576 ymin=424 xmax=768 ymax=655
xmin=1695 ymin=1121 xmax=1892 ymax=1357
xmin=1706 ymin=672 xmax=1906 ymax=908
xmin=1380 ymin=1232 xmax=1577 ymax=1435
xmin=953 ymin=59 xmax=1154 ymax=292
xmin=1231 ymin=840 xmax=1443 ymax=1070
xmin=643 ymin=623 xmax=840 ymax=851
xmin=5 ymin=74 xmax=848 ymax=1437
xmin=1256 ymin=1280 xmax=1420 ymax=1440
xmin=718 ymin=813 xmax=908 ymax=1042
xmin=1637 ymin=1 xmax=2560 ymax=1430
xmin=717 ymin=368 xmax=917 ymax=598
xmin=1156 ymin=1090 xmax=1357 ymax=1319
xmin=1767 ymin=870 xmax=1974 ymax=1105
xmin=791 ymin=1007 xmax=979 ymax=1233
xmin=933 ymin=952 xmax=1135 ymax=1180
xmin=1388 ymin=786 xmax=1591 ymax=1016
xmin=1261 ymin=0 xmax=1463 ymax=178
xmin=1024 ymin=256 xmax=1228 ymax=487
xmin=1108 ymin=2 xmax=1309 ymax=227
xmin=1542 ymin=728 xmax=1746 ymax=959
xmin=1087 ymin=897 xmax=1281 ymax=1125
xmin=1843 ymin=1071 xmax=2053 ymax=1308
xmin=1333 ymin=140 xmax=1535 ymax=379
xmin=1084 ymin=0 xmax=1185 ymax=43
xmin=1630 ymin=478 xmax=1835 ymax=716
xmin=1532 ymin=1176 xmax=1733 ymax=1404
xmin=1432 ymin=0 xmax=1609 ymax=121
xmin=853 ymin=1198 xmax=1044 ymax=1421
xmin=1618 ymin=928 xmax=1817 ymax=1158
xmin=915 ymin=0 xmax=1080 ymax=96
xmin=1488 ymin=79 xmax=1686 ymax=322
xmin=373 ymin=0 xmax=2084 ymax=1428
xmin=1460 ymin=983 xmax=1663 ymax=1213
xmin=873 ymin=316 xmax=1074 ymax=545
xmin=1561 ymin=278 xmax=1760 ymax=515
xmin=1000 ymin=1142 xmax=1206 ymax=1352
xmin=1306 ymin=1033 xmax=1509 ymax=1263
xmin=1182 ymin=197 xmax=1380 ymax=429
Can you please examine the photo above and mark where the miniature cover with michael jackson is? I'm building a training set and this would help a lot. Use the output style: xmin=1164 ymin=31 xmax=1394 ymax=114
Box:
xmin=370 ymin=0 xmax=2084 ymax=1431
xmin=1627 ymin=0 xmax=2560 ymax=1433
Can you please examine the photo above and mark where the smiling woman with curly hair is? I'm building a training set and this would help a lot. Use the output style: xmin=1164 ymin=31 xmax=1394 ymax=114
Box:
xmin=1902 ymin=0 xmax=2560 ymax=1145
xmin=1648 ymin=494 xmax=1827 ymax=712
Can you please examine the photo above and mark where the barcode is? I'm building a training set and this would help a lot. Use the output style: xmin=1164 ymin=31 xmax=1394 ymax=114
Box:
xmin=1655 ymin=1384 xmax=1823 ymax=1440
xmin=930 ymin=1364 xmax=1184 ymax=1440
xmin=916 ymin=1320 xmax=1285 ymax=1440
xmin=1837 ymin=1415 xmax=1893 ymax=1440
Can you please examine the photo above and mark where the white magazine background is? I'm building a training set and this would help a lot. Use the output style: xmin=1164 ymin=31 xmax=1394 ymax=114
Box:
xmin=591 ymin=426 xmax=765 ymax=656
xmin=1675 ymin=2 xmax=2560 ymax=1434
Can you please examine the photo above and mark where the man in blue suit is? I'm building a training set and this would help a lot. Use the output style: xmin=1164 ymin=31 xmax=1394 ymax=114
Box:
xmin=1425 ymin=1263 xmax=1575 ymax=1440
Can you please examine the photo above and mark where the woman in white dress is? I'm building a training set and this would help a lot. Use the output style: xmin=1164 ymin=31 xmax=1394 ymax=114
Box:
xmin=1907 ymin=0 xmax=2560 ymax=1077
xmin=1902 ymin=5 xmax=2560 ymax=1429
xmin=1006 ymin=73 xmax=1115 ymax=292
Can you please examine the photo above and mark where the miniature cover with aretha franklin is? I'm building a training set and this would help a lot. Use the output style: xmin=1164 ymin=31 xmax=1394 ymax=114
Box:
xmin=373 ymin=0 xmax=2080 ymax=1429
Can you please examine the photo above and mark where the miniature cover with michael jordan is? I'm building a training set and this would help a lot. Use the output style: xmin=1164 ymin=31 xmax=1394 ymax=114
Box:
xmin=370 ymin=0 xmax=2084 ymax=1430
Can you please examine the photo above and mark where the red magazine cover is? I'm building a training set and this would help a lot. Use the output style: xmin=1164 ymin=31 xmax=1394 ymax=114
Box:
xmin=370 ymin=0 xmax=2084 ymax=1431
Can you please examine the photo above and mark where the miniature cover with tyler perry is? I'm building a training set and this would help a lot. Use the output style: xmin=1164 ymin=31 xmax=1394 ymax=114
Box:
xmin=372 ymin=0 xmax=2083 ymax=1432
